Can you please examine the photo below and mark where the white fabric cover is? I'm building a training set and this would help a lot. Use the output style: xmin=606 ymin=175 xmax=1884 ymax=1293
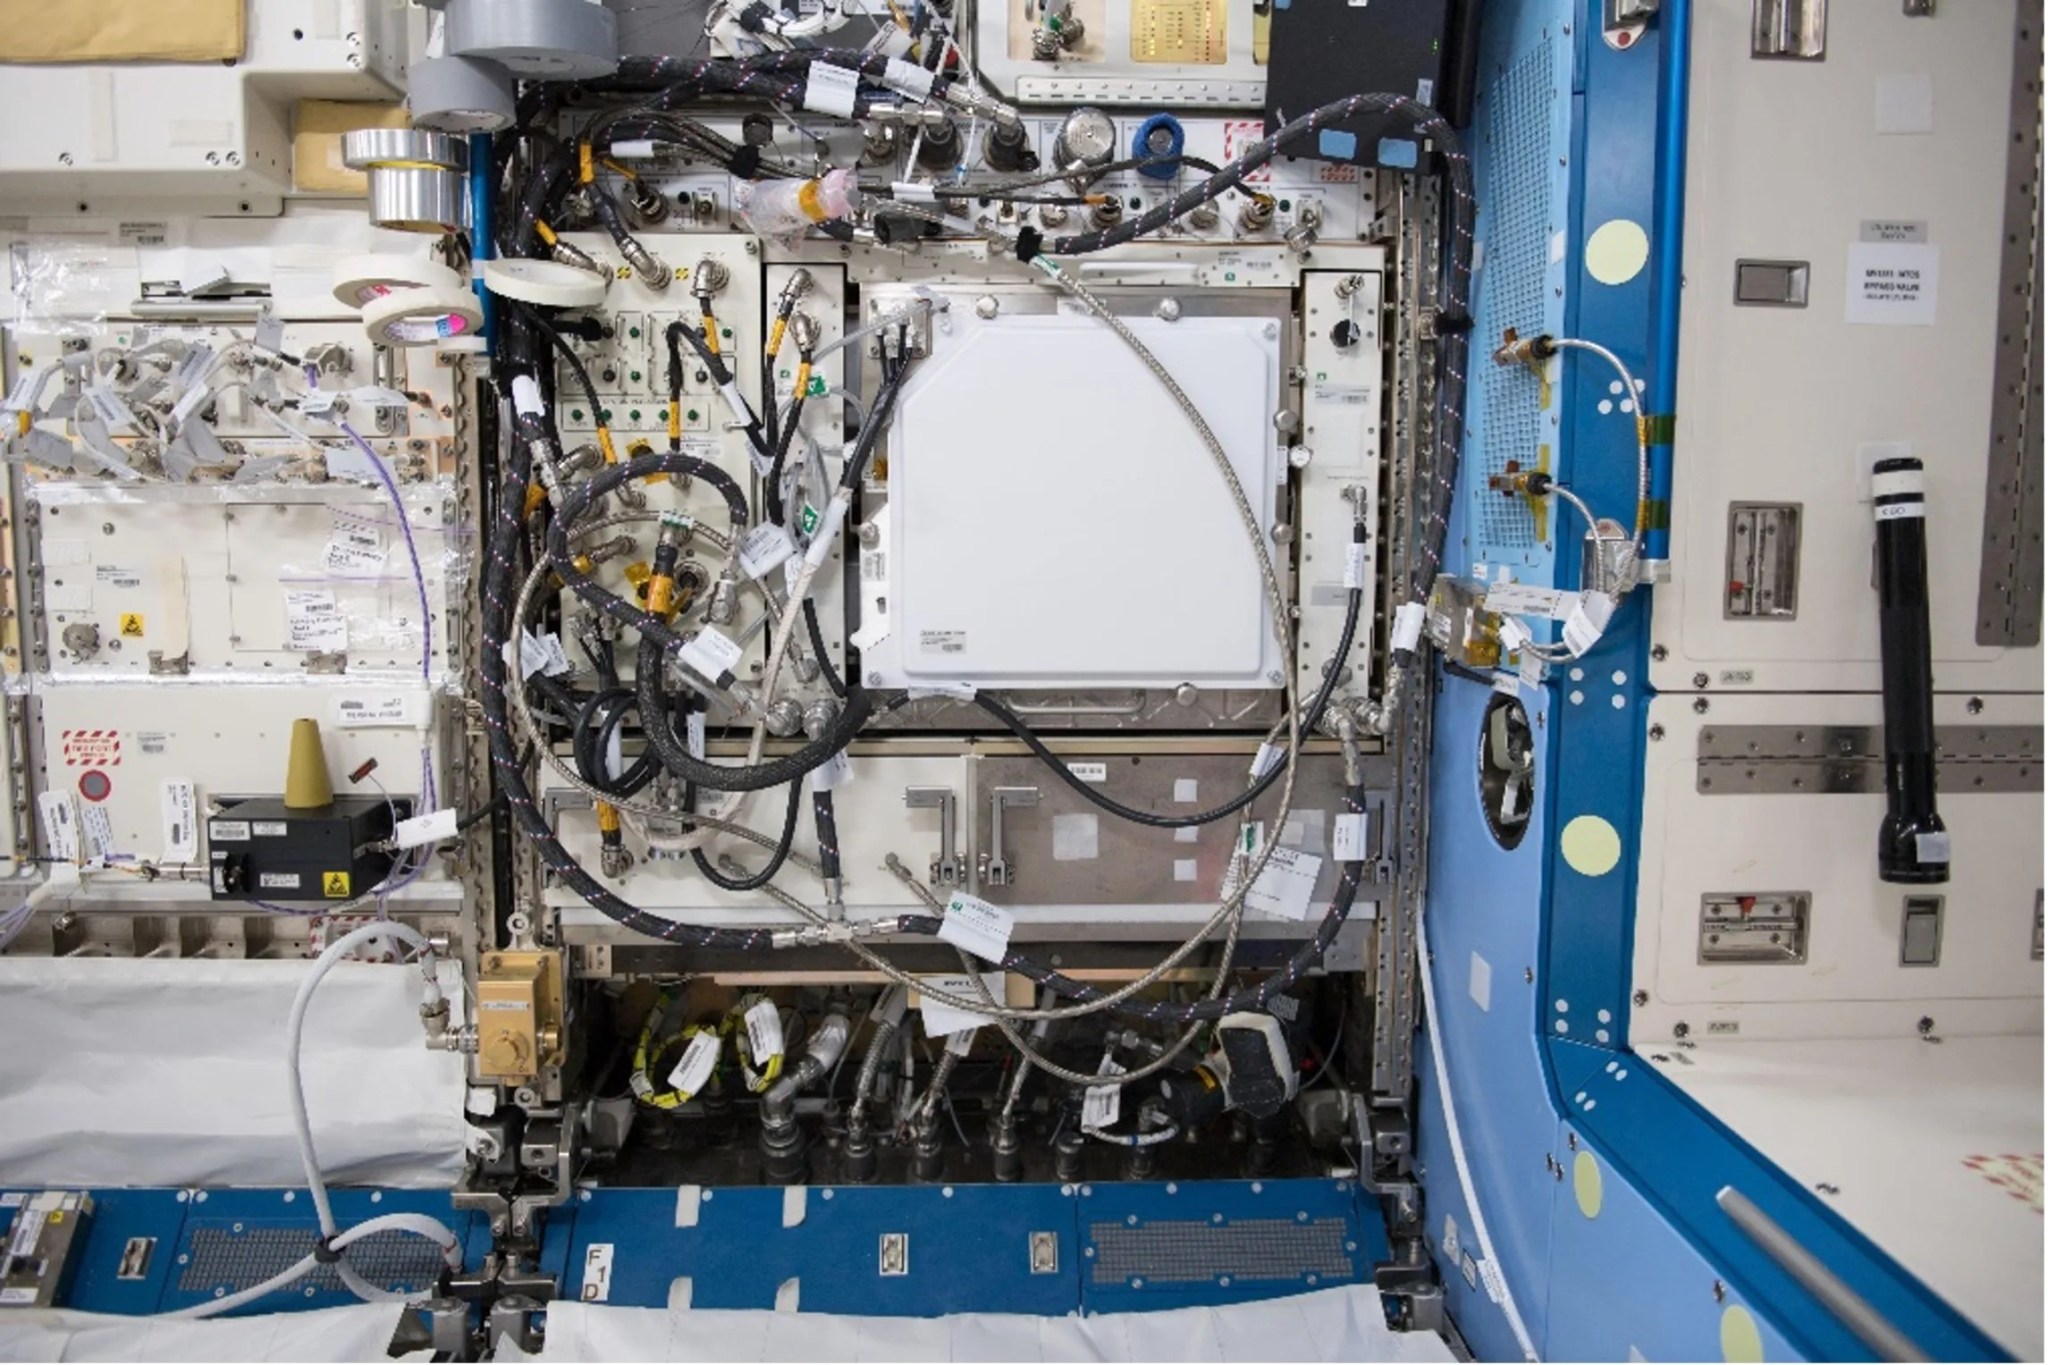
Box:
xmin=0 ymin=956 xmax=464 ymax=1189
xmin=513 ymin=1285 xmax=1457 ymax=1362
xmin=0 ymin=1303 xmax=409 ymax=1362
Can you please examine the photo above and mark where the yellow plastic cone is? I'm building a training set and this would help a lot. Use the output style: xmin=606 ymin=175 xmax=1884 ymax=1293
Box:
xmin=283 ymin=718 xmax=333 ymax=810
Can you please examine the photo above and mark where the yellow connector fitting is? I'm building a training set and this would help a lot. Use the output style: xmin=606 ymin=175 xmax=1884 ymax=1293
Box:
xmin=596 ymin=426 xmax=619 ymax=464
xmin=595 ymin=801 xmax=622 ymax=836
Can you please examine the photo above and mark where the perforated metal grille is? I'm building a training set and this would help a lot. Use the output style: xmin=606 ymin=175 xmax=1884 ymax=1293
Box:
xmin=1472 ymin=35 xmax=1557 ymax=553
xmin=1088 ymin=1217 xmax=1354 ymax=1284
xmin=179 ymin=1226 xmax=441 ymax=1295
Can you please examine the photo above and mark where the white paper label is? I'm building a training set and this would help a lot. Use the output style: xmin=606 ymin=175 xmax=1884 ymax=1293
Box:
xmin=891 ymin=181 xmax=938 ymax=204
xmin=324 ymin=515 xmax=388 ymax=575
xmin=161 ymin=780 xmax=198 ymax=862
xmin=810 ymin=748 xmax=854 ymax=791
xmin=1081 ymin=1057 xmax=1126 ymax=1129
xmin=3 ymin=373 xmax=38 ymax=413
xmin=208 ymin=819 xmax=251 ymax=842
xmin=1492 ymin=670 xmax=1520 ymax=696
xmin=611 ymin=138 xmax=659 ymax=158
xmin=667 ymin=1030 xmax=721 ymax=1096
xmin=1066 ymin=762 xmax=1108 ymax=783
xmin=737 ymin=523 xmax=796 ymax=580
xmin=1914 ymin=831 xmax=1952 ymax=862
xmin=347 ymin=385 xmax=411 ymax=410
xmin=1342 ymin=542 xmax=1368 ymax=589
xmin=743 ymin=999 xmax=785 ymax=1064
xmin=335 ymin=692 xmax=425 ymax=728
xmin=171 ymin=381 xmax=212 ymax=426
xmin=1561 ymin=592 xmax=1614 ymax=657
xmin=39 ymin=789 xmax=78 ymax=855
xmin=393 ymin=808 xmax=459 ymax=850
xmin=79 ymin=800 xmax=114 ymax=860
xmin=918 ymin=973 xmax=1004 ymax=1036
xmin=678 ymin=627 xmax=744 ymax=682
xmin=938 ymin=891 xmax=1015 ymax=963
xmin=581 ymin=1244 xmax=614 ymax=1303
xmin=1497 ymin=616 xmax=1532 ymax=652
xmin=298 ymin=388 xmax=339 ymax=418
xmin=259 ymin=871 xmax=302 ymax=890
xmin=1392 ymin=600 xmax=1427 ymax=652
xmin=1250 ymin=743 xmax=1283 ymax=779
xmin=285 ymin=589 xmax=348 ymax=652
xmin=1845 ymin=242 xmax=1939 ymax=326
xmin=1519 ymin=650 xmax=1546 ymax=691
xmin=945 ymin=1027 xmax=977 ymax=1057
xmin=802 ymin=62 xmax=861 ymax=118
xmin=686 ymin=710 xmax=707 ymax=760
xmin=1332 ymin=812 xmax=1368 ymax=862
xmin=1236 ymin=834 xmax=1322 ymax=922
xmin=882 ymin=56 xmax=935 ymax=99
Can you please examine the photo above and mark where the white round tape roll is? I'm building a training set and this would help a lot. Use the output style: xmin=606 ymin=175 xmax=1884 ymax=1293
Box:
xmin=331 ymin=254 xmax=465 ymax=309
xmin=361 ymin=286 xmax=488 ymax=347
xmin=482 ymin=257 xmax=610 ymax=308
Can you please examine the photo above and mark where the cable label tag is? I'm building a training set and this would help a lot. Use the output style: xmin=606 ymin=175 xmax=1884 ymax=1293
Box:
xmin=1492 ymin=670 xmax=1519 ymax=697
xmin=945 ymin=1027 xmax=978 ymax=1057
xmin=511 ymin=374 xmax=548 ymax=418
xmin=1343 ymin=542 xmax=1368 ymax=589
xmin=737 ymin=523 xmax=795 ymax=580
xmin=1519 ymin=650 xmax=1545 ymax=692
xmin=1332 ymin=812 xmax=1369 ymax=862
xmin=1560 ymin=592 xmax=1614 ymax=657
xmin=801 ymin=63 xmax=861 ymax=119
xmin=938 ymin=891 xmax=1014 ymax=963
xmin=881 ymin=57 xmax=935 ymax=100
xmin=38 ymin=791 xmax=79 ymax=862
xmin=348 ymin=386 xmax=411 ymax=410
xmin=610 ymin=138 xmax=658 ymax=159
xmin=891 ymin=181 xmax=938 ymax=204
xmin=2 ymin=372 xmax=37 ymax=413
xmin=677 ymin=627 xmax=744 ymax=685
xmin=686 ymin=710 xmax=707 ymax=761
xmin=161 ymin=779 xmax=198 ymax=863
xmin=1485 ymin=582 xmax=1572 ymax=619
xmin=1082 ymin=1056 xmax=1125 ymax=1129
xmin=1249 ymin=743 xmax=1283 ymax=779
xmin=170 ymin=379 xmax=211 ymax=427
xmin=743 ymin=999 xmax=785 ymax=1070
xmin=918 ymin=973 xmax=1004 ymax=1037
xmin=1496 ymin=616 xmax=1532 ymax=652
xmin=906 ymin=681 xmax=977 ymax=700
xmin=285 ymin=589 xmax=349 ymax=653
xmin=83 ymin=383 xmax=138 ymax=432
xmin=810 ymin=749 xmax=854 ymax=792
xmin=297 ymin=388 xmax=339 ymax=418
xmin=717 ymin=378 xmax=757 ymax=429
xmin=393 ymin=808 xmax=460 ymax=850
xmin=1391 ymin=601 xmax=1427 ymax=652
xmin=667 ymin=1030 xmax=721 ymax=1097
xmin=173 ymin=344 xmax=213 ymax=392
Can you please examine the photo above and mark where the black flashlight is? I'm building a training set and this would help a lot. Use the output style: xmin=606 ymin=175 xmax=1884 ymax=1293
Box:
xmin=1872 ymin=455 xmax=1949 ymax=884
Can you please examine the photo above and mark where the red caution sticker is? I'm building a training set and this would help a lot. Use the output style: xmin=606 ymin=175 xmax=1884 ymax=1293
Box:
xmin=61 ymin=729 xmax=122 ymax=767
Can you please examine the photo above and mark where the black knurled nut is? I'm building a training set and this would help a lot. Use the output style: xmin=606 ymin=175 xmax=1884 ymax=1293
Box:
xmin=727 ymin=146 xmax=763 ymax=180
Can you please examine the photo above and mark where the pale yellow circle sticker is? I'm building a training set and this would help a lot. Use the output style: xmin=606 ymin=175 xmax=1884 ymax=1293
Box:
xmin=1573 ymin=1150 xmax=1603 ymax=1219
xmin=1586 ymin=219 xmax=1651 ymax=286
xmin=1560 ymin=814 xmax=1623 ymax=877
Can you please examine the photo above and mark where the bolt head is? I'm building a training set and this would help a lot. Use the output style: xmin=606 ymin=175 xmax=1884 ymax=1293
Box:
xmin=1633 ymin=989 xmax=1649 ymax=1006
xmin=1155 ymin=297 xmax=1182 ymax=322
xmin=1648 ymin=723 xmax=1665 ymax=741
xmin=1692 ymin=672 xmax=1709 ymax=689
xmin=973 ymin=295 xmax=1000 ymax=319
xmin=1692 ymin=697 xmax=1710 ymax=714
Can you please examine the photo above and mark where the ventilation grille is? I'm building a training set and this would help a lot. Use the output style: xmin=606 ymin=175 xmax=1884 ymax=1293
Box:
xmin=1472 ymin=35 xmax=1557 ymax=555
xmin=179 ymin=1226 xmax=442 ymax=1297
xmin=1089 ymin=1216 xmax=1354 ymax=1285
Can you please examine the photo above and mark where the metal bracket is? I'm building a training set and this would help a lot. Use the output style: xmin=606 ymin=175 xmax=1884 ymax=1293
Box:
xmin=1752 ymin=0 xmax=1827 ymax=59
xmin=1602 ymin=0 xmax=1657 ymax=50
xmin=904 ymin=785 xmax=961 ymax=886
xmin=980 ymin=786 xmax=1038 ymax=886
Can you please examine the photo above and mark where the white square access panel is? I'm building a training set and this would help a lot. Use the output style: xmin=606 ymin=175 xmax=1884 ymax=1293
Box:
xmin=860 ymin=294 xmax=1287 ymax=692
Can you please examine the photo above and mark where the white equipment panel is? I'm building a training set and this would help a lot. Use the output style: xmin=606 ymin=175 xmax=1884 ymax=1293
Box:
xmin=1653 ymin=0 xmax=2038 ymax=693
xmin=863 ymin=290 xmax=1287 ymax=692
xmin=1633 ymin=691 xmax=2044 ymax=1043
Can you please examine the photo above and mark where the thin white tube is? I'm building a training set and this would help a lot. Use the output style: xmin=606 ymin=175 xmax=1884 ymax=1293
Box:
xmin=1416 ymin=909 xmax=1538 ymax=1361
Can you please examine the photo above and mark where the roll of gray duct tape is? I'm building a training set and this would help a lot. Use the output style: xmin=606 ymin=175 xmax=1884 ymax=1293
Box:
xmin=444 ymin=0 xmax=619 ymax=80
xmin=409 ymin=54 xmax=518 ymax=134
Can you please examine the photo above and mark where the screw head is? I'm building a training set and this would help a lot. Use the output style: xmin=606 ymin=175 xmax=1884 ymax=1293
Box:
xmin=1650 ymin=644 xmax=1668 ymax=661
xmin=1967 ymin=696 xmax=1985 ymax=714
xmin=1693 ymin=697 xmax=1710 ymax=714
xmin=1712 ymin=1279 xmax=1726 ymax=1303
xmin=974 ymin=295 xmax=1000 ymax=319
xmin=1155 ymin=297 xmax=1182 ymax=322
xmin=1633 ymin=989 xmax=1649 ymax=1006
xmin=868 ymin=671 xmax=884 ymax=686
xmin=1673 ymin=1021 xmax=1690 ymax=1038
xmin=1648 ymin=724 xmax=1665 ymax=741
xmin=1692 ymin=672 xmax=1709 ymax=689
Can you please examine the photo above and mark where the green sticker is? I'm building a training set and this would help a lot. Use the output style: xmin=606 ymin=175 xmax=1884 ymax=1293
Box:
xmin=807 ymin=375 xmax=829 ymax=397
xmin=798 ymin=504 xmax=822 ymax=536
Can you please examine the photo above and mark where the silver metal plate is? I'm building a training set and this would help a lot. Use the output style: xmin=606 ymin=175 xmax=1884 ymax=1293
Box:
xmin=1695 ymin=725 xmax=2044 ymax=795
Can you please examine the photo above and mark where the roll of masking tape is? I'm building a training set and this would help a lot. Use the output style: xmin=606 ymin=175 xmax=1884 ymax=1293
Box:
xmin=482 ymin=257 xmax=610 ymax=308
xmin=331 ymin=254 xmax=466 ymax=309
xmin=361 ymin=286 xmax=488 ymax=347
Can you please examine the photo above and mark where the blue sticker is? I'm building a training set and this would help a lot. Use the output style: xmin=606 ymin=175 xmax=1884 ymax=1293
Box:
xmin=1316 ymin=129 xmax=1358 ymax=161
xmin=1376 ymin=137 xmax=1420 ymax=169
xmin=1272 ymin=0 xmax=1290 ymax=9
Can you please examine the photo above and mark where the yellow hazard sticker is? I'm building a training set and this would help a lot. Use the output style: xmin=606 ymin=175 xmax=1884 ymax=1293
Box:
xmin=118 ymin=613 xmax=145 ymax=637
xmin=322 ymin=871 xmax=351 ymax=898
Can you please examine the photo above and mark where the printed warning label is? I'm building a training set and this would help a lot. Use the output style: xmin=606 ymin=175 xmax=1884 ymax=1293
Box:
xmin=61 ymin=729 xmax=121 ymax=767
xmin=322 ymin=871 xmax=352 ymax=898
xmin=117 ymin=613 xmax=144 ymax=637
xmin=1962 ymin=1153 xmax=2043 ymax=1213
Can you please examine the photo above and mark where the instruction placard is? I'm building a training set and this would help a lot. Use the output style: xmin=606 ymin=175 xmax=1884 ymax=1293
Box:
xmin=1845 ymin=242 xmax=1939 ymax=326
